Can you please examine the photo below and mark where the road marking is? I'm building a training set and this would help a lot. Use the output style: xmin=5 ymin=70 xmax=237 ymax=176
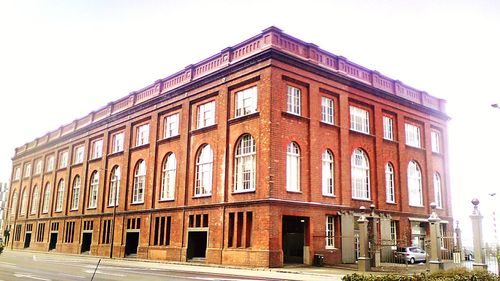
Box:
xmin=58 ymin=273 xmax=85 ymax=279
xmin=0 ymin=261 xmax=17 ymax=267
xmin=13 ymin=273 xmax=51 ymax=281
xmin=83 ymin=269 xmax=125 ymax=277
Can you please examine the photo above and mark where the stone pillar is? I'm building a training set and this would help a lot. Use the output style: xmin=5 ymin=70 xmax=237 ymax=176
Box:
xmin=368 ymin=204 xmax=380 ymax=267
xmin=379 ymin=214 xmax=392 ymax=263
xmin=470 ymin=198 xmax=487 ymax=269
xmin=455 ymin=221 xmax=464 ymax=261
xmin=340 ymin=211 xmax=355 ymax=263
xmin=428 ymin=202 xmax=444 ymax=272
xmin=357 ymin=207 xmax=371 ymax=272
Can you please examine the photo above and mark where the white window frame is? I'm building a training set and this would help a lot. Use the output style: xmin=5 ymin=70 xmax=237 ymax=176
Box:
xmin=71 ymin=176 xmax=81 ymax=210
xmin=42 ymin=183 xmax=51 ymax=214
xmin=133 ymin=161 xmax=146 ymax=203
xmin=385 ymin=163 xmax=395 ymax=203
xmin=34 ymin=160 xmax=42 ymax=175
xmin=88 ymin=172 xmax=99 ymax=209
xmin=351 ymin=148 xmax=370 ymax=200
xmin=195 ymin=145 xmax=213 ymax=196
xmin=383 ymin=116 xmax=394 ymax=141
xmin=30 ymin=186 xmax=40 ymax=215
xmin=234 ymin=134 xmax=256 ymax=192
xmin=14 ymin=167 xmax=21 ymax=180
xmin=109 ymin=166 xmax=120 ymax=207
xmin=350 ymin=106 xmax=370 ymax=134
xmin=20 ymin=188 xmax=28 ymax=215
xmin=405 ymin=123 xmax=421 ymax=148
xmin=46 ymin=156 xmax=54 ymax=172
xmin=10 ymin=191 xmax=18 ymax=216
xmin=59 ymin=151 xmax=68 ymax=168
xmin=74 ymin=146 xmax=85 ymax=164
xmin=326 ymin=216 xmax=335 ymax=249
xmin=390 ymin=221 xmax=398 ymax=245
xmin=112 ymin=132 xmax=124 ymax=153
xmin=408 ymin=161 xmax=423 ymax=207
xmin=164 ymin=113 xmax=180 ymax=138
xmin=434 ymin=173 xmax=443 ymax=208
xmin=24 ymin=164 xmax=31 ymax=178
xmin=235 ymin=86 xmax=257 ymax=117
xmin=197 ymin=101 xmax=215 ymax=129
xmin=136 ymin=124 xmax=150 ymax=146
xmin=431 ymin=131 xmax=440 ymax=153
xmin=321 ymin=97 xmax=334 ymax=124
xmin=92 ymin=139 xmax=103 ymax=159
xmin=322 ymin=150 xmax=334 ymax=196
xmin=55 ymin=180 xmax=64 ymax=212
xmin=286 ymin=142 xmax=300 ymax=192
xmin=161 ymin=153 xmax=177 ymax=200
xmin=287 ymin=86 xmax=301 ymax=115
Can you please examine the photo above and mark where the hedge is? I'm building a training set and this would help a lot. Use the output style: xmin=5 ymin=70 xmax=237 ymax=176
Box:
xmin=342 ymin=268 xmax=499 ymax=281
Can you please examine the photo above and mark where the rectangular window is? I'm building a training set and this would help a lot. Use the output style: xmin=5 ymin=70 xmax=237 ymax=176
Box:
xmin=59 ymin=151 xmax=68 ymax=169
xmin=14 ymin=167 xmax=21 ymax=180
xmin=405 ymin=123 xmax=421 ymax=148
xmin=235 ymin=86 xmax=257 ymax=117
xmin=112 ymin=132 xmax=124 ymax=153
xmin=383 ymin=116 xmax=394 ymax=140
xmin=92 ymin=139 xmax=103 ymax=159
xmin=101 ymin=219 xmax=112 ymax=244
xmin=197 ymin=101 xmax=215 ymax=128
xmin=326 ymin=216 xmax=335 ymax=249
xmin=24 ymin=164 xmax=31 ymax=178
xmin=37 ymin=223 xmax=45 ymax=242
xmin=34 ymin=160 xmax=42 ymax=175
xmin=390 ymin=221 xmax=398 ymax=245
xmin=14 ymin=225 xmax=22 ymax=241
xmin=153 ymin=216 xmax=171 ymax=246
xmin=164 ymin=113 xmax=179 ymax=138
xmin=321 ymin=97 xmax=334 ymax=124
xmin=136 ymin=124 xmax=150 ymax=146
xmin=74 ymin=146 xmax=84 ymax=164
xmin=228 ymin=213 xmax=234 ymax=247
xmin=245 ymin=212 xmax=253 ymax=248
xmin=287 ymin=86 xmax=301 ymax=115
xmin=431 ymin=131 xmax=440 ymax=153
xmin=64 ymin=221 xmax=75 ymax=243
xmin=350 ymin=106 xmax=370 ymax=134
xmin=46 ymin=156 xmax=54 ymax=172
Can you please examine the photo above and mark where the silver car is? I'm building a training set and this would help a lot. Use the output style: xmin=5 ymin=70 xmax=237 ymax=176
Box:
xmin=394 ymin=246 xmax=427 ymax=264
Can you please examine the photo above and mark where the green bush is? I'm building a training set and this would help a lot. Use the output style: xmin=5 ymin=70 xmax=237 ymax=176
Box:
xmin=342 ymin=268 xmax=500 ymax=281
xmin=0 ymin=243 xmax=4 ymax=254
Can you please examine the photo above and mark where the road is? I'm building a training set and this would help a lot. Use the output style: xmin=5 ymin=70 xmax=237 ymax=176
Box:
xmin=0 ymin=250 xmax=295 ymax=281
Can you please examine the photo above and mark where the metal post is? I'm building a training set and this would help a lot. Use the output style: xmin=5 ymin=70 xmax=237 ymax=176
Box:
xmin=357 ymin=206 xmax=371 ymax=272
xmin=428 ymin=202 xmax=443 ymax=272
xmin=470 ymin=198 xmax=487 ymax=269
xmin=455 ymin=221 xmax=463 ymax=261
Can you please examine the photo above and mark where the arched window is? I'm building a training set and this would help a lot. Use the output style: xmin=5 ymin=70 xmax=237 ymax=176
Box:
xmin=286 ymin=142 xmax=300 ymax=192
xmin=385 ymin=163 xmax=395 ymax=203
xmin=20 ymin=187 xmax=28 ymax=215
xmin=351 ymin=148 xmax=370 ymax=199
xmin=195 ymin=144 xmax=213 ymax=196
xmin=322 ymin=150 xmax=334 ymax=196
xmin=161 ymin=153 xmax=177 ymax=200
xmin=133 ymin=160 xmax=146 ymax=203
xmin=109 ymin=166 xmax=120 ymax=207
xmin=30 ymin=186 xmax=40 ymax=215
xmin=434 ymin=173 xmax=443 ymax=208
xmin=42 ymin=183 xmax=51 ymax=213
xmin=88 ymin=171 xmax=99 ymax=208
xmin=56 ymin=179 xmax=65 ymax=212
xmin=408 ymin=161 xmax=423 ymax=206
xmin=10 ymin=191 xmax=18 ymax=217
xmin=71 ymin=176 xmax=81 ymax=210
xmin=234 ymin=135 xmax=256 ymax=192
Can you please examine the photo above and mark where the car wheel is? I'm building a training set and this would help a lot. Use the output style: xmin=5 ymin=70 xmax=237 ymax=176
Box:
xmin=410 ymin=257 xmax=415 ymax=264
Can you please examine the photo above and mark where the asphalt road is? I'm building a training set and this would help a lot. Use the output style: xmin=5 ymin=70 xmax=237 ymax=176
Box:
xmin=0 ymin=250 xmax=292 ymax=281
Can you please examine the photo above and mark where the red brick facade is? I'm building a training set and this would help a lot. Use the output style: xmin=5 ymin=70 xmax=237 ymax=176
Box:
xmin=4 ymin=27 xmax=451 ymax=267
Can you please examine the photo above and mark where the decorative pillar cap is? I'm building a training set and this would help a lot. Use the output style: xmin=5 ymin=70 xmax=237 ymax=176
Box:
xmin=358 ymin=206 xmax=367 ymax=222
xmin=428 ymin=202 xmax=441 ymax=222
xmin=471 ymin=198 xmax=481 ymax=216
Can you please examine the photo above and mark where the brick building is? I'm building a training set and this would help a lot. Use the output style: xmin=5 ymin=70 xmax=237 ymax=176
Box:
xmin=0 ymin=182 xmax=8 ymax=234
xmin=5 ymin=27 xmax=451 ymax=267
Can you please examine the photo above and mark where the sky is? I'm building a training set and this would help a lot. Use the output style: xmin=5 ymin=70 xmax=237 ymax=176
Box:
xmin=0 ymin=0 xmax=499 ymax=245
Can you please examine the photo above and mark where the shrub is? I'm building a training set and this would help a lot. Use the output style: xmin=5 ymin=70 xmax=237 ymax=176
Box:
xmin=0 ymin=243 xmax=4 ymax=254
xmin=342 ymin=268 xmax=500 ymax=281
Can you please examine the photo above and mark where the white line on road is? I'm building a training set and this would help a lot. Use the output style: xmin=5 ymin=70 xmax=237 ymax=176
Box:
xmin=58 ymin=273 xmax=85 ymax=279
xmin=14 ymin=273 xmax=51 ymax=281
xmin=83 ymin=269 xmax=125 ymax=277
xmin=0 ymin=261 xmax=17 ymax=267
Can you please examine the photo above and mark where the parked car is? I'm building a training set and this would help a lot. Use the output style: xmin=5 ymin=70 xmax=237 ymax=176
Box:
xmin=463 ymin=248 xmax=474 ymax=261
xmin=394 ymin=246 xmax=427 ymax=264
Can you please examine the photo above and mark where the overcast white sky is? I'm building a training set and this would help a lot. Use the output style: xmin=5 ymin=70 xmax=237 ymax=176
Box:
xmin=1 ymin=0 xmax=499 ymax=244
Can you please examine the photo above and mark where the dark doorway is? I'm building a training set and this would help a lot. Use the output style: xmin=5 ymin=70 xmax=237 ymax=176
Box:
xmin=282 ymin=216 xmax=306 ymax=263
xmin=80 ymin=233 xmax=92 ymax=254
xmin=187 ymin=231 xmax=207 ymax=260
xmin=125 ymin=232 xmax=139 ymax=256
xmin=24 ymin=233 xmax=32 ymax=249
xmin=49 ymin=233 xmax=58 ymax=251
